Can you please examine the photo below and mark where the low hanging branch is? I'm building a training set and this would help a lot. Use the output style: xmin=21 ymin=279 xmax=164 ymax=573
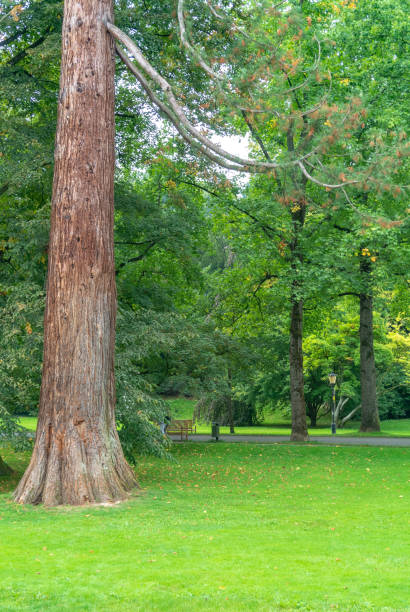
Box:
xmin=178 ymin=0 xmax=327 ymax=114
xmin=339 ymin=402 xmax=361 ymax=428
xmin=104 ymin=19 xmax=361 ymax=191
xmin=339 ymin=382 xmax=406 ymax=428
xmin=178 ymin=0 xmax=224 ymax=81
xmin=334 ymin=396 xmax=351 ymax=426
xmin=206 ymin=1 xmax=225 ymax=21
xmin=104 ymin=0 xmax=406 ymax=206
xmin=106 ymin=22 xmax=322 ymax=175
xmin=297 ymin=162 xmax=359 ymax=190
xmin=113 ymin=43 xmax=250 ymax=172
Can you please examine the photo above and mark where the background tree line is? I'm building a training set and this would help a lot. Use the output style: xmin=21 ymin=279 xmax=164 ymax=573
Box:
xmin=0 ymin=0 xmax=408 ymax=482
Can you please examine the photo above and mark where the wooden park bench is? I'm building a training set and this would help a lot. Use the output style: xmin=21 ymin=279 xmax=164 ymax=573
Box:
xmin=166 ymin=419 xmax=196 ymax=440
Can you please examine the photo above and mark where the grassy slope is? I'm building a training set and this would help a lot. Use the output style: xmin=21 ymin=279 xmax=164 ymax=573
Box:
xmin=1 ymin=443 xmax=409 ymax=611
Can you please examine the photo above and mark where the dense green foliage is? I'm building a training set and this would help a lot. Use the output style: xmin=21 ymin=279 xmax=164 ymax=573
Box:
xmin=0 ymin=0 xmax=408 ymax=455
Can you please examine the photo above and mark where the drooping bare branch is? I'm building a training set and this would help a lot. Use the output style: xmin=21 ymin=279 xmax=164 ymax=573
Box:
xmin=339 ymin=403 xmax=360 ymax=427
xmin=178 ymin=0 xmax=223 ymax=81
xmin=334 ymin=396 xmax=351 ymax=425
xmin=106 ymin=15 xmax=371 ymax=197
xmin=107 ymin=21 xmax=319 ymax=174
xmin=115 ymin=44 xmax=252 ymax=171
xmin=206 ymin=1 xmax=224 ymax=20
xmin=310 ymin=157 xmax=383 ymax=220
xmin=297 ymin=161 xmax=359 ymax=189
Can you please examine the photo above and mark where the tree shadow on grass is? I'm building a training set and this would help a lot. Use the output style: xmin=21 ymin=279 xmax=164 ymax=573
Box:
xmin=0 ymin=447 xmax=30 ymax=494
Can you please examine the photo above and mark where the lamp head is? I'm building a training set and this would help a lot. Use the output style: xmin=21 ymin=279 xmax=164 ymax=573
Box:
xmin=328 ymin=372 xmax=337 ymax=386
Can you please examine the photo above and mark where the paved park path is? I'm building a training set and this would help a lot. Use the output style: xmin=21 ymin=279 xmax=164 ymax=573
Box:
xmin=170 ymin=433 xmax=410 ymax=447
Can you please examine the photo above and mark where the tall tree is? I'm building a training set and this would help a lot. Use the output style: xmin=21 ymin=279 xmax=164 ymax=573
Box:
xmin=323 ymin=0 xmax=409 ymax=430
xmin=359 ymin=253 xmax=379 ymax=431
xmin=104 ymin=0 xmax=404 ymax=440
xmin=4 ymin=0 xmax=406 ymax=501
xmin=14 ymin=0 xmax=136 ymax=505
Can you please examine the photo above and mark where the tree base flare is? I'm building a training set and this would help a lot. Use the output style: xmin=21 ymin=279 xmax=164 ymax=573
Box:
xmin=359 ymin=426 xmax=381 ymax=433
xmin=13 ymin=424 xmax=137 ymax=506
xmin=290 ymin=432 xmax=309 ymax=442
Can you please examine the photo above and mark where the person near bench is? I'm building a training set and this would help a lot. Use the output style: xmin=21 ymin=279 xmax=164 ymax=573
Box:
xmin=160 ymin=413 xmax=171 ymax=435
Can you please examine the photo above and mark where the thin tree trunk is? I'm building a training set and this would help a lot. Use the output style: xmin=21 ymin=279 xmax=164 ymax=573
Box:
xmin=308 ymin=409 xmax=317 ymax=428
xmin=14 ymin=0 xmax=136 ymax=505
xmin=289 ymin=297 xmax=308 ymax=441
xmin=227 ymin=367 xmax=234 ymax=434
xmin=286 ymin=143 xmax=309 ymax=440
xmin=288 ymin=191 xmax=308 ymax=441
xmin=0 ymin=455 xmax=13 ymax=476
xmin=359 ymin=292 xmax=380 ymax=432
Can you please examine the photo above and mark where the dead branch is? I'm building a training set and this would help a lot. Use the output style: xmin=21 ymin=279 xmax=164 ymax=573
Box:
xmin=297 ymin=160 xmax=359 ymax=189
xmin=334 ymin=396 xmax=351 ymax=425
xmin=339 ymin=403 xmax=360 ymax=428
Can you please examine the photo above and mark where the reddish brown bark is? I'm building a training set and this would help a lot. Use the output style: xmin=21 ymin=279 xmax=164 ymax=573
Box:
xmin=14 ymin=0 xmax=136 ymax=505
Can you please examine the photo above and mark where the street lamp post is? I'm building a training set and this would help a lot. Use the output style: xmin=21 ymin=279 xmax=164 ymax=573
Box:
xmin=328 ymin=372 xmax=337 ymax=435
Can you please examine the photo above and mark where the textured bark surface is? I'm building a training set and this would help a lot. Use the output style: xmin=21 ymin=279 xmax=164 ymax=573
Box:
xmin=289 ymin=298 xmax=308 ymax=441
xmin=14 ymin=0 xmax=136 ymax=505
xmin=288 ymin=191 xmax=308 ymax=442
xmin=359 ymin=292 xmax=380 ymax=432
xmin=0 ymin=455 xmax=13 ymax=476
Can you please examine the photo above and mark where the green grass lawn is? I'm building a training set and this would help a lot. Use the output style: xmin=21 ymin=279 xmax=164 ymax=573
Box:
xmin=16 ymin=416 xmax=37 ymax=432
xmin=17 ymin=403 xmax=410 ymax=438
xmin=1 ymin=442 xmax=409 ymax=611
xmin=167 ymin=397 xmax=410 ymax=437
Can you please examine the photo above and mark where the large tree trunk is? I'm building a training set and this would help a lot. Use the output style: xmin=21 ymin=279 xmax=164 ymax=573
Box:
xmin=14 ymin=0 xmax=136 ymax=505
xmin=359 ymin=292 xmax=380 ymax=432
xmin=0 ymin=455 xmax=13 ymax=476
xmin=289 ymin=297 xmax=308 ymax=441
